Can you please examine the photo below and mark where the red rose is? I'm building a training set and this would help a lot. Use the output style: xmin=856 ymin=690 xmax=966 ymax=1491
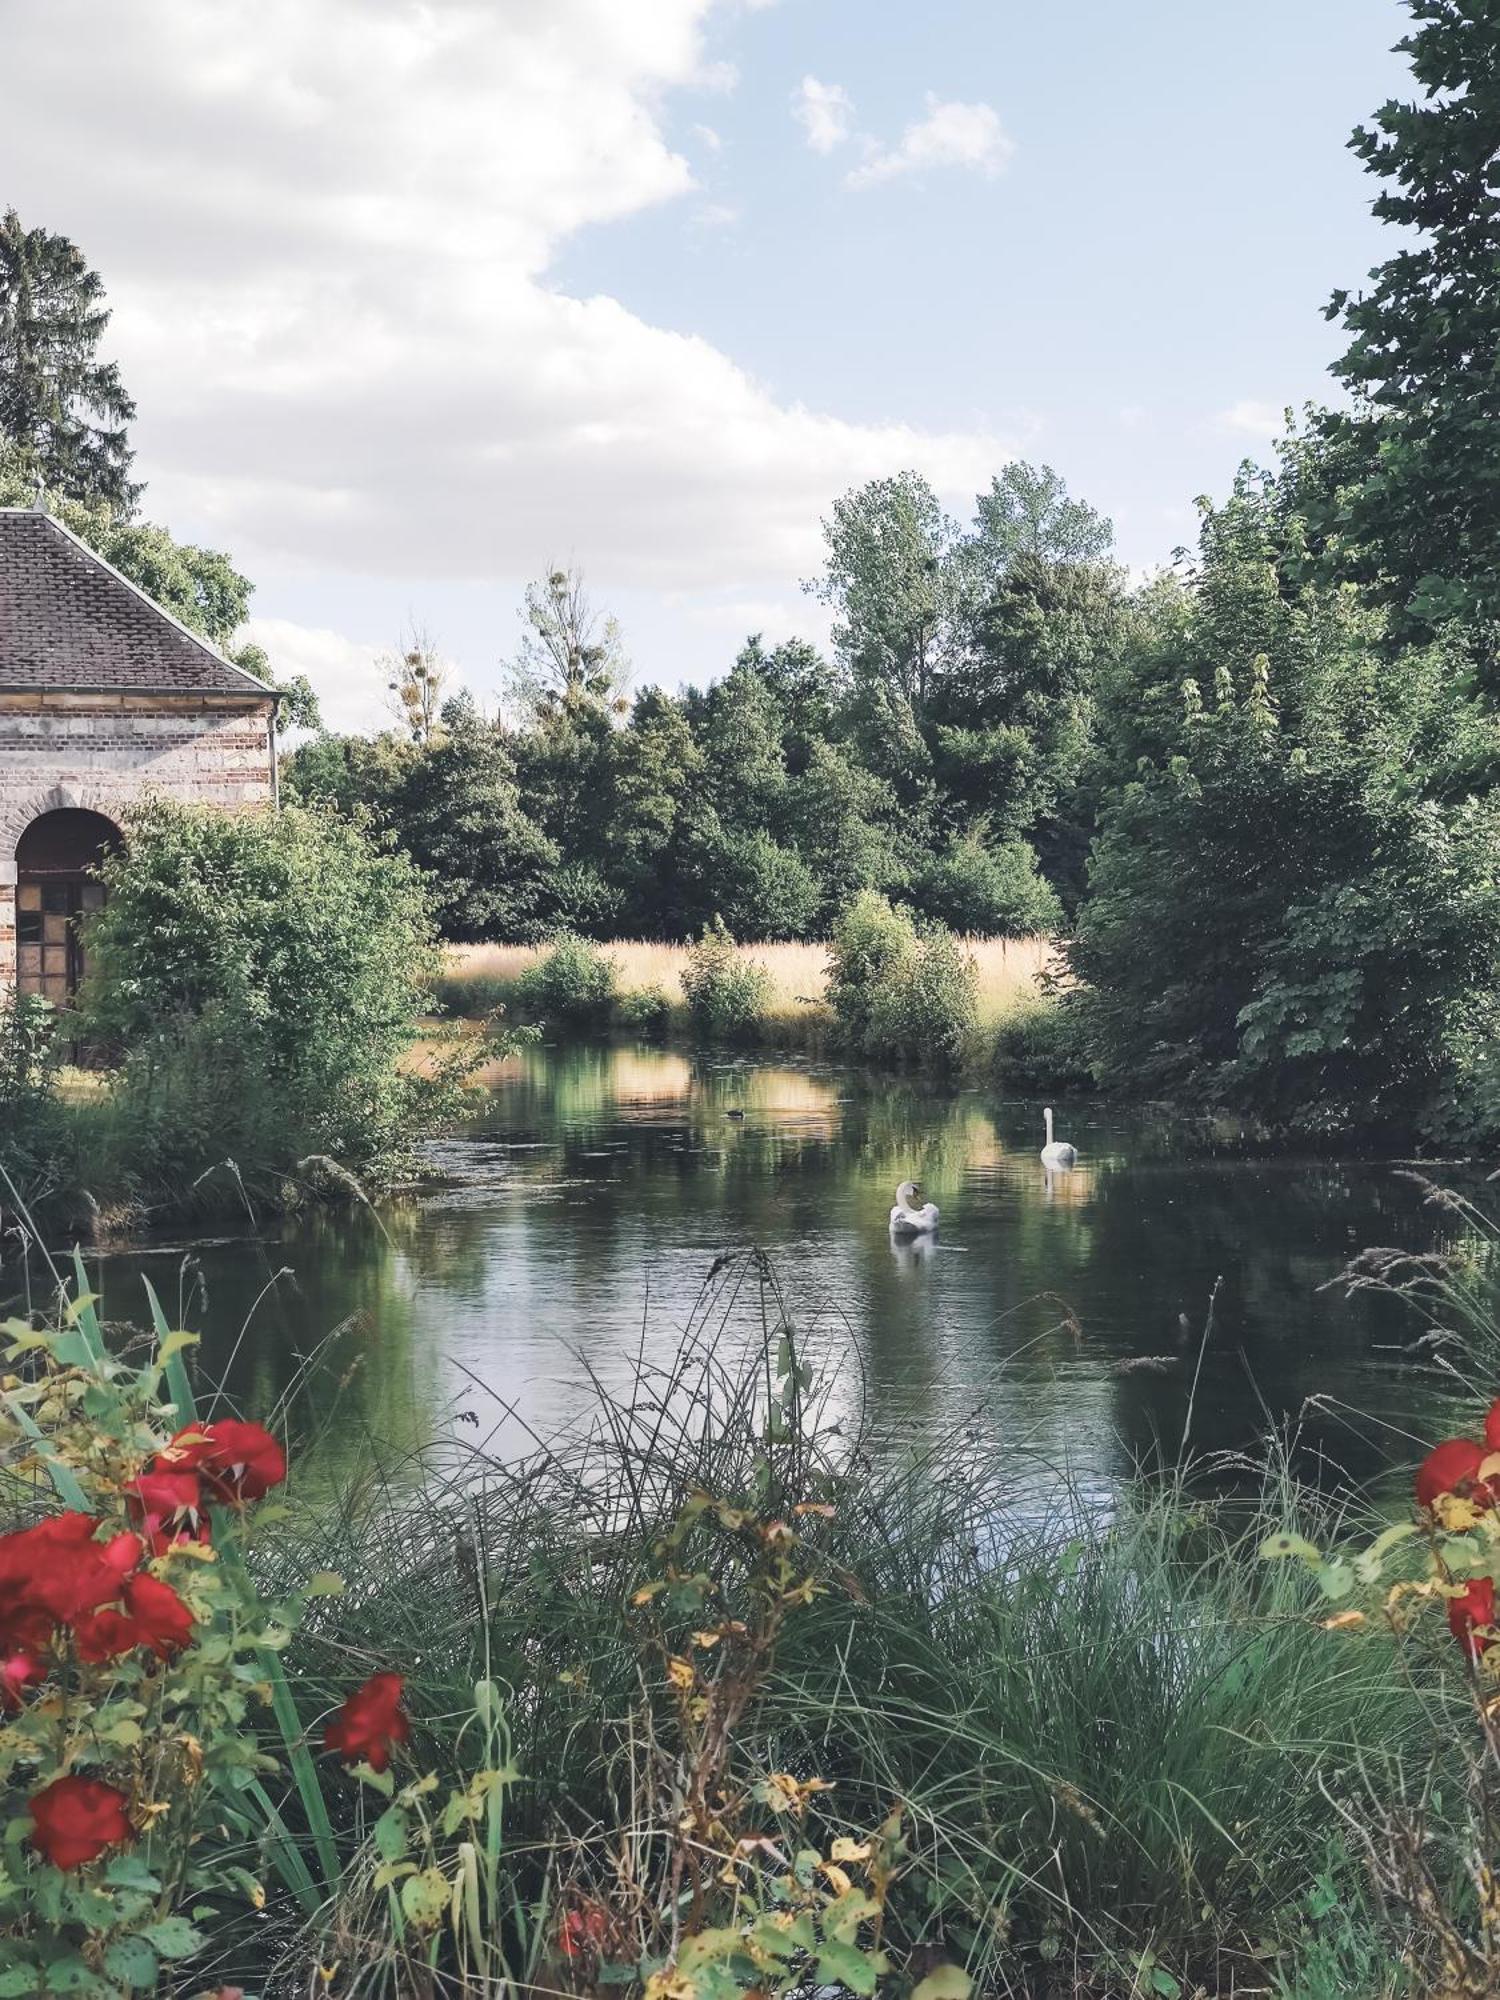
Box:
xmin=325 ymin=1672 xmax=410 ymax=1773
xmin=1450 ymin=1575 xmax=1498 ymax=1659
xmin=0 ymin=1515 xmax=141 ymax=1647
xmin=1486 ymin=1400 xmax=1500 ymax=1453
xmin=74 ymin=1573 xmax=195 ymax=1664
xmin=1 ymin=1649 xmax=44 ymax=1712
xmin=160 ymin=1420 xmax=285 ymax=1503
xmin=28 ymin=1775 xmax=134 ymax=1871
xmin=126 ymin=1468 xmax=208 ymax=1556
xmin=1415 ymin=1438 xmax=1495 ymax=1511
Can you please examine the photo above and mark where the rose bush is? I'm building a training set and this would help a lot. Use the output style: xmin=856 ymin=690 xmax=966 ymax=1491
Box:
xmin=0 ymin=1271 xmax=382 ymax=1996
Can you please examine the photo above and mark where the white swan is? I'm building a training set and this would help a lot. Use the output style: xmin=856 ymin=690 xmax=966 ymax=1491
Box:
xmin=889 ymin=1180 xmax=939 ymax=1237
xmin=1041 ymin=1107 xmax=1077 ymax=1169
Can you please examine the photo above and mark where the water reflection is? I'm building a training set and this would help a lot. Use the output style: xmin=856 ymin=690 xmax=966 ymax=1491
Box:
xmin=34 ymin=1043 xmax=1482 ymax=1491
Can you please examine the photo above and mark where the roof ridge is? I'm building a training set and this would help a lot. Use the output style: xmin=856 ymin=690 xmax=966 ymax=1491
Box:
xmin=0 ymin=511 xmax=275 ymax=700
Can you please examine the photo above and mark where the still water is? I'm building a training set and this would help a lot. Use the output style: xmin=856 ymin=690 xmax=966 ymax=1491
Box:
xmin=73 ymin=1044 xmax=1479 ymax=1490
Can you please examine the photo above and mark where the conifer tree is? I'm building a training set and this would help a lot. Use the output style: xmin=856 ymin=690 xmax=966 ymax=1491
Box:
xmin=0 ymin=209 xmax=138 ymax=514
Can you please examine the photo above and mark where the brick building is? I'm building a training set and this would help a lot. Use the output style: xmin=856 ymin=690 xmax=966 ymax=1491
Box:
xmin=0 ymin=505 xmax=276 ymax=1000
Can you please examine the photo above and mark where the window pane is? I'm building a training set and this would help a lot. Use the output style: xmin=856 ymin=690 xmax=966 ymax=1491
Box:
xmin=17 ymin=883 xmax=41 ymax=911
xmin=18 ymin=910 xmax=41 ymax=944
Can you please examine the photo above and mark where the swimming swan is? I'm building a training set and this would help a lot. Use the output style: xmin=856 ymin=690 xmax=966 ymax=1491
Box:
xmin=889 ymin=1180 xmax=940 ymax=1236
xmin=1041 ymin=1107 xmax=1077 ymax=1169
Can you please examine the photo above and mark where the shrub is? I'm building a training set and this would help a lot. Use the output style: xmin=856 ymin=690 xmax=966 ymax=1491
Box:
xmin=680 ymin=917 xmax=771 ymax=1044
xmin=0 ymin=993 xmax=69 ymax=1212
xmin=826 ymin=890 xmax=918 ymax=1051
xmin=78 ymin=799 xmax=459 ymax=1204
xmin=991 ymin=995 xmax=1096 ymax=1093
xmin=615 ymin=984 xmax=671 ymax=1038
xmin=865 ymin=922 xmax=978 ymax=1070
xmin=513 ymin=932 xmax=617 ymax=1030
xmin=912 ymin=834 xmax=1062 ymax=937
xmin=828 ymin=892 xmax=977 ymax=1070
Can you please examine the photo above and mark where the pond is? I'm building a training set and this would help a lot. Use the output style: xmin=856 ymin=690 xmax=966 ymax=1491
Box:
xmin=67 ymin=1043 xmax=1482 ymax=1493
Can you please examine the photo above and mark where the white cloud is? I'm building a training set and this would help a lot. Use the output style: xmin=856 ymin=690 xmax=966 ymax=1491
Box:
xmin=690 ymin=122 xmax=723 ymax=151
xmin=1219 ymin=400 xmax=1287 ymax=437
xmin=246 ymin=616 xmax=387 ymax=735
xmin=846 ymin=94 xmax=1015 ymax=190
xmin=0 ymin=1 xmax=1015 ymax=685
xmin=792 ymin=76 xmax=856 ymax=155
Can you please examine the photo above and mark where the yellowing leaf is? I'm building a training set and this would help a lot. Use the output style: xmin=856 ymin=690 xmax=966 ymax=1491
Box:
xmin=156 ymin=1331 xmax=199 ymax=1364
xmin=666 ymin=1655 xmax=696 ymax=1691
xmin=913 ymin=1967 xmax=973 ymax=2000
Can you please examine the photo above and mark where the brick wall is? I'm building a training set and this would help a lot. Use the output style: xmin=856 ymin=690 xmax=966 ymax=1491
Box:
xmin=0 ymin=692 xmax=275 ymax=993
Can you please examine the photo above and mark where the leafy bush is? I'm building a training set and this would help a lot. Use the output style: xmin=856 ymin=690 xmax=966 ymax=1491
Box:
xmin=865 ymin=922 xmax=978 ymax=1070
xmin=615 ymin=984 xmax=671 ymax=1038
xmin=513 ymin=932 xmax=618 ymax=1030
xmin=991 ymin=995 xmax=1095 ymax=1094
xmin=77 ymin=799 xmax=459 ymax=1205
xmin=912 ymin=835 xmax=1062 ymax=937
xmin=680 ymin=918 xmax=771 ymax=1044
xmin=828 ymin=892 xmax=977 ymax=1069
xmin=699 ymin=829 xmax=823 ymax=941
xmin=0 ymin=993 xmax=67 ymax=1201
xmin=826 ymin=891 xmax=917 ymax=1051
xmin=1073 ymin=489 xmax=1500 ymax=1137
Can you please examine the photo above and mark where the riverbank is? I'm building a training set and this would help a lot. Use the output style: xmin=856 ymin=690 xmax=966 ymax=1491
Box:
xmin=433 ymin=932 xmax=1062 ymax=1061
xmin=1 ymin=1245 xmax=1479 ymax=1998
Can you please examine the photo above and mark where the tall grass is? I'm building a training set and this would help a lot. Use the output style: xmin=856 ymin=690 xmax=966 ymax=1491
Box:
xmin=237 ymin=1252 xmax=1444 ymax=1996
xmin=433 ymin=935 xmax=1055 ymax=1050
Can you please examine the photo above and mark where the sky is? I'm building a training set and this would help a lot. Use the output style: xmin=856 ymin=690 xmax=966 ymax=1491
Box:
xmin=0 ymin=0 xmax=1412 ymax=731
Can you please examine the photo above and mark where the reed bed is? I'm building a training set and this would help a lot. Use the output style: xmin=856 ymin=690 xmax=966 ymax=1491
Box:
xmin=437 ymin=934 xmax=1055 ymax=1038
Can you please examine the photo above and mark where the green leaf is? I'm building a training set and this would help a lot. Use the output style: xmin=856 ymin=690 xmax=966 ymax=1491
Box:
xmin=156 ymin=1329 xmax=199 ymax=1365
xmin=306 ymin=1570 xmax=345 ymax=1597
xmin=373 ymin=1805 xmax=409 ymax=1862
xmin=140 ymin=1917 xmax=206 ymax=1960
xmin=101 ymin=1937 xmax=159 ymax=1990
xmin=0 ymin=1962 xmax=41 ymax=1997
xmin=814 ymin=1940 xmax=882 ymax=1995
xmin=1149 ymin=1971 xmax=1181 ymax=1998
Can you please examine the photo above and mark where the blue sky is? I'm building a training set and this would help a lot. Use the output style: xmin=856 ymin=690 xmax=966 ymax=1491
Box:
xmin=4 ymin=0 xmax=1412 ymax=726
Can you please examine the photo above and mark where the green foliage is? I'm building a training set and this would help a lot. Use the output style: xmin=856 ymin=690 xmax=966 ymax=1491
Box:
xmin=244 ymin=1254 xmax=1428 ymax=1997
xmin=1320 ymin=0 xmax=1500 ymax=648
xmin=513 ymin=933 xmax=617 ymax=1031
xmin=0 ymin=1292 xmax=318 ymax=1993
xmin=77 ymin=799 xmax=458 ymax=1203
xmin=1072 ymin=486 xmax=1500 ymax=1135
xmin=827 ymin=893 xmax=977 ymax=1070
xmin=616 ymin=984 xmax=672 ymax=1038
xmin=0 ymin=208 xmax=137 ymax=512
xmin=681 ymin=919 xmax=772 ymax=1045
xmin=991 ymin=996 xmax=1095 ymax=1095
xmin=0 ymin=993 xmax=68 ymax=1208
xmin=913 ymin=835 xmax=1061 ymax=937
xmin=298 ymin=463 xmax=1113 ymax=946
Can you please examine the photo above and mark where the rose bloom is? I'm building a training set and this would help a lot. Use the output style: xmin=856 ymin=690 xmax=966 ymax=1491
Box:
xmin=29 ymin=1774 xmax=134 ymax=1871
xmin=0 ymin=1515 xmax=141 ymax=1648
xmin=1415 ymin=1437 xmax=1495 ymax=1511
xmin=325 ymin=1672 xmax=410 ymax=1773
xmin=1486 ymin=1400 xmax=1500 ymax=1454
xmin=1 ymin=1649 xmax=44 ymax=1712
xmin=126 ymin=1468 xmax=209 ymax=1556
xmin=73 ymin=1572 xmax=195 ymax=1665
xmin=1449 ymin=1575 xmax=1498 ymax=1659
xmin=159 ymin=1420 xmax=286 ymax=1504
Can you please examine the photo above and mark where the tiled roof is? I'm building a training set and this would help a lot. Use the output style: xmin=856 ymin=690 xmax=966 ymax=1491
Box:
xmin=0 ymin=508 xmax=272 ymax=698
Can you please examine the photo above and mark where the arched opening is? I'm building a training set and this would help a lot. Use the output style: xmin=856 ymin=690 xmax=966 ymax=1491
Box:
xmin=14 ymin=808 xmax=122 ymax=1003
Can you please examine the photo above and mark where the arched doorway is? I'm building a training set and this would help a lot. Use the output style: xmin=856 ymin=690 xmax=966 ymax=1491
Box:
xmin=14 ymin=809 xmax=121 ymax=1003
